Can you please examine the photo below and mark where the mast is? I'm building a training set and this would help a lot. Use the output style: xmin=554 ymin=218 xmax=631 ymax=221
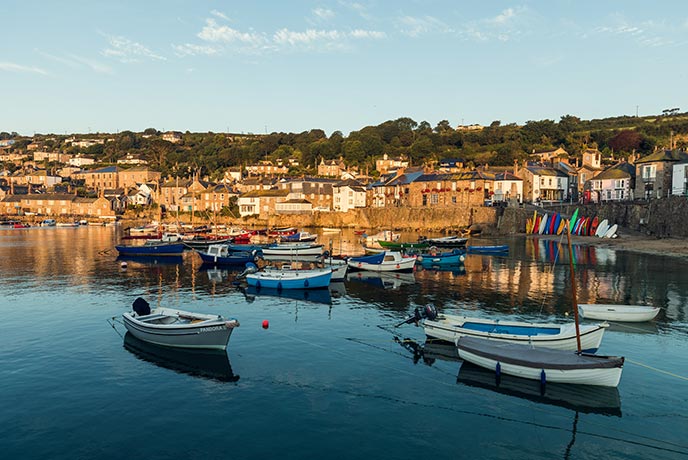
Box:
xmin=565 ymin=222 xmax=582 ymax=353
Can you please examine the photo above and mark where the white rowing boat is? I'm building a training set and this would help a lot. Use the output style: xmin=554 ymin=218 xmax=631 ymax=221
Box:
xmin=578 ymin=304 xmax=660 ymax=322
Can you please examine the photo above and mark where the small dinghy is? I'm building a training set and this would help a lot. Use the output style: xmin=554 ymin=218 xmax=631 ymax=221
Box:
xmin=578 ymin=304 xmax=660 ymax=322
xmin=122 ymin=298 xmax=239 ymax=350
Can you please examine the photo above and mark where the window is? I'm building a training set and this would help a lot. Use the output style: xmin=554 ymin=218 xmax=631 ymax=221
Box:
xmin=452 ymin=196 xmax=457 ymax=204
xmin=642 ymin=165 xmax=656 ymax=180
xmin=614 ymin=179 xmax=624 ymax=189
xmin=430 ymin=194 xmax=438 ymax=204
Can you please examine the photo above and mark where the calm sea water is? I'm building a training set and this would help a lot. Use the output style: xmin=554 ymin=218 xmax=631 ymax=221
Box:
xmin=1 ymin=226 xmax=687 ymax=459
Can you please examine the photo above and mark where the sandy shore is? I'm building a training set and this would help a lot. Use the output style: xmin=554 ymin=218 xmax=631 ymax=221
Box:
xmin=530 ymin=232 xmax=688 ymax=260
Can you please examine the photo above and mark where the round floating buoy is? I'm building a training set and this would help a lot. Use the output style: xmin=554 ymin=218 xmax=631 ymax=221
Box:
xmin=120 ymin=261 xmax=128 ymax=269
xmin=396 ymin=264 xmax=400 ymax=269
xmin=304 ymin=279 xmax=309 ymax=288
xmin=262 ymin=320 xmax=269 ymax=329
xmin=358 ymin=262 xmax=362 ymax=268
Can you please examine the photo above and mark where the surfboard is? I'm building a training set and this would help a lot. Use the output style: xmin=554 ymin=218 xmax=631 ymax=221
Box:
xmin=573 ymin=218 xmax=582 ymax=235
xmin=590 ymin=216 xmax=599 ymax=236
xmin=569 ymin=208 xmax=579 ymax=233
xmin=604 ymin=223 xmax=618 ymax=238
xmin=596 ymin=219 xmax=609 ymax=237
xmin=538 ymin=213 xmax=548 ymax=234
xmin=532 ymin=215 xmax=540 ymax=234
xmin=549 ymin=213 xmax=558 ymax=235
xmin=526 ymin=218 xmax=532 ymax=234
xmin=557 ymin=219 xmax=566 ymax=235
xmin=531 ymin=210 xmax=537 ymax=233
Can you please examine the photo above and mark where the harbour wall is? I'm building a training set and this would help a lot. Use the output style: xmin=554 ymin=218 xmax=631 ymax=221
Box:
xmin=497 ymin=197 xmax=688 ymax=238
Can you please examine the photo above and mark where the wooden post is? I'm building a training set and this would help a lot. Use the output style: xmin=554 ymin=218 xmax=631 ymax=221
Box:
xmin=565 ymin=222 xmax=582 ymax=353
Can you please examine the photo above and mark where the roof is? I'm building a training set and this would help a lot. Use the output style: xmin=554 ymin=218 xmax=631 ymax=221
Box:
xmin=526 ymin=166 xmax=568 ymax=177
xmin=635 ymin=149 xmax=688 ymax=164
xmin=593 ymin=167 xmax=631 ymax=180
xmin=386 ymin=170 xmax=424 ymax=186
xmin=493 ymin=172 xmax=522 ymax=181
xmin=85 ymin=166 xmax=118 ymax=174
xmin=241 ymin=189 xmax=290 ymax=198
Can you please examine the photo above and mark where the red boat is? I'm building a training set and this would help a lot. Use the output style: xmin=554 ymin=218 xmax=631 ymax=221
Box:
xmin=267 ymin=227 xmax=297 ymax=237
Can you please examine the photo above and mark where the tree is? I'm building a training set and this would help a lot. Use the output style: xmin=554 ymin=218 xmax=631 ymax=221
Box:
xmin=608 ymin=130 xmax=642 ymax=153
xmin=434 ymin=120 xmax=453 ymax=133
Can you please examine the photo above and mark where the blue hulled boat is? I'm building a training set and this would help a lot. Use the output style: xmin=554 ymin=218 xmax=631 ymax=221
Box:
xmin=115 ymin=241 xmax=186 ymax=256
xmin=246 ymin=265 xmax=332 ymax=290
xmin=197 ymin=244 xmax=259 ymax=265
xmin=466 ymin=245 xmax=509 ymax=255
xmin=416 ymin=248 xmax=466 ymax=266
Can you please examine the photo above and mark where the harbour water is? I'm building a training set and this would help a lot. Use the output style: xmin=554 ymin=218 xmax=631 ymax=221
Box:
xmin=1 ymin=227 xmax=687 ymax=459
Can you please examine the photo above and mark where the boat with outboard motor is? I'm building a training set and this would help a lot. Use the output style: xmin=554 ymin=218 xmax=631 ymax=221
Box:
xmin=347 ymin=251 xmax=416 ymax=272
xmin=121 ymin=297 xmax=239 ymax=350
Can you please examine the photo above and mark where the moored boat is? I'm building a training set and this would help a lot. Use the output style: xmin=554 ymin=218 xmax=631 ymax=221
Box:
xmin=466 ymin=245 xmax=509 ymax=255
xmin=122 ymin=297 xmax=239 ymax=350
xmin=115 ymin=241 xmax=186 ymax=256
xmin=578 ymin=304 xmax=660 ymax=322
xmin=347 ymin=251 xmax=416 ymax=273
xmin=416 ymin=248 xmax=465 ymax=266
xmin=197 ymin=244 xmax=259 ymax=265
xmin=456 ymin=336 xmax=624 ymax=387
xmin=417 ymin=235 xmax=468 ymax=247
xmin=262 ymin=242 xmax=324 ymax=257
xmin=377 ymin=240 xmax=429 ymax=250
xmin=411 ymin=309 xmax=606 ymax=352
xmin=245 ymin=265 xmax=332 ymax=290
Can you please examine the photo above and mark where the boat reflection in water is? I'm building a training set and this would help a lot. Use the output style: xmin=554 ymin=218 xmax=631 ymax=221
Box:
xmin=456 ymin=362 xmax=621 ymax=416
xmin=117 ymin=255 xmax=184 ymax=265
xmin=346 ymin=271 xmax=417 ymax=289
xmin=123 ymin=332 xmax=239 ymax=382
xmin=243 ymin=285 xmax=332 ymax=305
xmin=414 ymin=263 xmax=466 ymax=276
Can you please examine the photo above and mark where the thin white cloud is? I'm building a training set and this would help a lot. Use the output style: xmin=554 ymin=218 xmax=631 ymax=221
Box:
xmin=274 ymin=29 xmax=341 ymax=45
xmin=588 ymin=15 xmax=676 ymax=48
xmin=350 ymin=29 xmax=386 ymax=39
xmin=313 ymin=8 xmax=335 ymax=21
xmin=460 ymin=6 xmax=528 ymax=42
xmin=397 ymin=15 xmax=453 ymax=37
xmin=339 ymin=1 xmax=371 ymax=20
xmin=0 ymin=61 xmax=48 ymax=75
xmin=198 ymin=19 xmax=267 ymax=46
xmin=102 ymin=35 xmax=166 ymax=63
xmin=211 ymin=10 xmax=230 ymax=21
xmin=37 ymin=50 xmax=113 ymax=74
xmin=172 ymin=43 xmax=222 ymax=57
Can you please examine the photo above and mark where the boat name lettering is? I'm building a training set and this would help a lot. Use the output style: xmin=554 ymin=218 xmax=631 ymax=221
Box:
xmin=200 ymin=326 xmax=225 ymax=332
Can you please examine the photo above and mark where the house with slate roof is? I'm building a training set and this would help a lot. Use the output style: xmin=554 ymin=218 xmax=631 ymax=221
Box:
xmin=333 ymin=179 xmax=367 ymax=212
xmin=634 ymin=149 xmax=688 ymax=199
xmin=587 ymin=162 xmax=635 ymax=202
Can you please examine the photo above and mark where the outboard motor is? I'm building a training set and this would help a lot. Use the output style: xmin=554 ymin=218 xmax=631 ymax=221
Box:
xmin=422 ymin=305 xmax=438 ymax=321
xmin=238 ymin=262 xmax=259 ymax=279
xmin=132 ymin=297 xmax=150 ymax=316
xmin=397 ymin=305 xmax=438 ymax=327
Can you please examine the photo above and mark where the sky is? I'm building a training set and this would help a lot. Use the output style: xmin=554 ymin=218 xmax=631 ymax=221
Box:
xmin=2 ymin=0 xmax=688 ymax=137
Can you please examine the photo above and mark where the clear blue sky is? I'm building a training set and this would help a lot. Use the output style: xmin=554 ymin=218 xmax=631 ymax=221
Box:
xmin=2 ymin=1 xmax=687 ymax=136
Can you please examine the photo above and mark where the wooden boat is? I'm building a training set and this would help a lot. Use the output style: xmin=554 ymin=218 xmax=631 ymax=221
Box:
xmin=466 ymin=245 xmax=509 ymax=255
xmin=123 ymin=332 xmax=239 ymax=382
xmin=417 ymin=236 xmax=468 ymax=247
xmin=347 ymin=251 xmax=416 ymax=272
xmin=421 ymin=312 xmax=607 ymax=352
xmin=456 ymin=337 xmax=624 ymax=387
xmin=578 ymin=304 xmax=660 ymax=322
xmin=115 ymin=241 xmax=186 ymax=256
xmin=122 ymin=298 xmax=239 ymax=350
xmin=416 ymin=249 xmax=465 ymax=266
xmin=245 ymin=265 xmax=332 ymax=290
xmin=321 ymin=257 xmax=348 ymax=281
xmin=196 ymin=244 xmax=258 ymax=265
xmin=262 ymin=242 xmax=324 ymax=257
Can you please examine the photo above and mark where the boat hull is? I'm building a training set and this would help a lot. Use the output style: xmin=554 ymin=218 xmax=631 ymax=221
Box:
xmin=424 ymin=314 xmax=606 ymax=352
xmin=198 ymin=251 xmax=256 ymax=265
xmin=457 ymin=337 xmax=623 ymax=387
xmin=579 ymin=304 xmax=660 ymax=322
xmin=348 ymin=257 xmax=416 ymax=272
xmin=246 ymin=268 xmax=332 ymax=289
xmin=262 ymin=244 xmax=324 ymax=257
xmin=122 ymin=309 xmax=238 ymax=350
xmin=115 ymin=243 xmax=186 ymax=256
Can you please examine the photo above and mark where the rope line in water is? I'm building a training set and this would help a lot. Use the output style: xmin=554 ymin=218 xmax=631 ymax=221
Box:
xmin=626 ymin=358 xmax=688 ymax=381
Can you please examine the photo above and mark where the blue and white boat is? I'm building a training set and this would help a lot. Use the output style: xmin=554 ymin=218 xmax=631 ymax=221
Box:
xmin=115 ymin=241 xmax=186 ymax=256
xmin=347 ymin=251 xmax=416 ymax=272
xmin=197 ymin=244 xmax=259 ymax=265
xmin=245 ymin=265 xmax=332 ymax=290
xmin=416 ymin=248 xmax=465 ymax=266
xmin=406 ymin=308 xmax=607 ymax=352
xmin=280 ymin=231 xmax=318 ymax=242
